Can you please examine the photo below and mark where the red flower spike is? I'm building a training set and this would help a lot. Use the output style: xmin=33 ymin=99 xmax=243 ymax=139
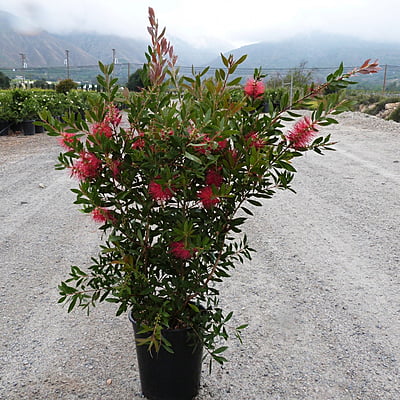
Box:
xmin=245 ymin=132 xmax=266 ymax=149
xmin=92 ymin=207 xmax=114 ymax=223
xmin=244 ymin=79 xmax=265 ymax=98
xmin=58 ymin=132 xmax=76 ymax=150
xmin=286 ymin=116 xmax=318 ymax=149
xmin=206 ymin=168 xmax=223 ymax=187
xmin=71 ymin=152 xmax=102 ymax=180
xmin=217 ymin=138 xmax=228 ymax=151
xmin=105 ymin=104 xmax=122 ymax=126
xmin=132 ymin=132 xmax=145 ymax=149
xmin=91 ymin=122 xmax=113 ymax=138
xmin=170 ymin=241 xmax=193 ymax=260
xmin=149 ymin=180 xmax=174 ymax=202
xmin=109 ymin=159 xmax=121 ymax=178
xmin=198 ymin=186 xmax=220 ymax=208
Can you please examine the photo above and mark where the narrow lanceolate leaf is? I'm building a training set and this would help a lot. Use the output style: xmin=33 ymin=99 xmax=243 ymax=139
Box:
xmin=213 ymin=346 xmax=228 ymax=354
xmin=221 ymin=53 xmax=229 ymax=67
xmin=184 ymin=151 xmax=202 ymax=164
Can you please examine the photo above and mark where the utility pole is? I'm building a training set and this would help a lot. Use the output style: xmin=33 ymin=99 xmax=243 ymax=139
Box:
xmin=65 ymin=49 xmax=70 ymax=79
xmin=19 ymin=53 xmax=27 ymax=86
xmin=382 ymin=64 xmax=388 ymax=94
xmin=289 ymin=69 xmax=294 ymax=107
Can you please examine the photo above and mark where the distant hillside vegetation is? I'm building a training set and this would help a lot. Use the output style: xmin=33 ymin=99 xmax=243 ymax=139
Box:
xmin=210 ymin=32 xmax=400 ymax=69
xmin=1 ymin=10 xmax=399 ymax=87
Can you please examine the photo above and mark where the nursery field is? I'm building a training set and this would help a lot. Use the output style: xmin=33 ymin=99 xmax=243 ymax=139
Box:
xmin=0 ymin=111 xmax=399 ymax=399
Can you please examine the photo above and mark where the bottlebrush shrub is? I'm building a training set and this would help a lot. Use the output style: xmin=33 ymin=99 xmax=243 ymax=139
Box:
xmin=41 ymin=7 xmax=380 ymax=365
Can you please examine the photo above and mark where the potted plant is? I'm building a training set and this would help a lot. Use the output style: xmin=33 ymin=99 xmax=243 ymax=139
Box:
xmin=41 ymin=8 xmax=380 ymax=400
xmin=0 ymin=91 xmax=13 ymax=135
xmin=20 ymin=93 xmax=40 ymax=135
xmin=7 ymin=89 xmax=39 ymax=135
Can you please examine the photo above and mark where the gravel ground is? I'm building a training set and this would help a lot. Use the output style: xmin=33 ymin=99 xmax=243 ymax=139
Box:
xmin=0 ymin=112 xmax=399 ymax=399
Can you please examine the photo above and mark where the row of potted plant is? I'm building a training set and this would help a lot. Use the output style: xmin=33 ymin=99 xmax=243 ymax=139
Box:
xmin=0 ymin=89 xmax=98 ymax=135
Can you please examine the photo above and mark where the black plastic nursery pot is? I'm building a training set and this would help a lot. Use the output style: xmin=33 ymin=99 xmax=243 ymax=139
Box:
xmin=129 ymin=311 xmax=203 ymax=400
xmin=34 ymin=121 xmax=45 ymax=133
xmin=0 ymin=120 xmax=10 ymax=136
xmin=21 ymin=120 xmax=35 ymax=135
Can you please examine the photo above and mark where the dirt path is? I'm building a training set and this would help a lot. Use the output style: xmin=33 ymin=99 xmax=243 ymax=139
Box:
xmin=0 ymin=113 xmax=399 ymax=399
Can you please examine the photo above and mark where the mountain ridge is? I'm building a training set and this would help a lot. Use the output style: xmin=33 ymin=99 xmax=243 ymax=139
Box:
xmin=213 ymin=32 xmax=400 ymax=69
xmin=1 ymin=11 xmax=399 ymax=72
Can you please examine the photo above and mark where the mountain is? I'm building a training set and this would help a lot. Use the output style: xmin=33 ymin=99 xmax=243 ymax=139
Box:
xmin=55 ymin=32 xmax=147 ymax=66
xmin=167 ymin=36 xmax=218 ymax=67
xmin=0 ymin=10 xmax=217 ymax=70
xmin=0 ymin=11 xmax=98 ymax=68
xmin=1 ymin=9 xmax=399 ymax=82
xmin=211 ymin=33 xmax=400 ymax=69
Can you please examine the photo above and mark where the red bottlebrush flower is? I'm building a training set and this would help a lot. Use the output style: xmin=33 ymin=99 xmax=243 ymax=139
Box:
xmin=92 ymin=207 xmax=114 ymax=223
xmin=194 ymin=134 xmax=228 ymax=154
xmin=149 ymin=180 xmax=174 ymax=202
xmin=91 ymin=122 xmax=113 ymax=138
xmin=205 ymin=168 xmax=223 ymax=187
xmin=71 ymin=152 xmax=102 ymax=180
xmin=227 ymin=149 xmax=239 ymax=161
xmin=244 ymin=79 xmax=265 ymax=98
xmin=198 ymin=186 xmax=220 ymax=208
xmin=105 ymin=104 xmax=122 ymax=126
xmin=216 ymin=138 xmax=228 ymax=151
xmin=109 ymin=159 xmax=121 ymax=178
xmin=245 ymin=131 xmax=265 ymax=149
xmin=160 ymin=129 xmax=174 ymax=139
xmin=286 ymin=116 xmax=318 ymax=149
xmin=194 ymin=135 xmax=212 ymax=154
xmin=169 ymin=241 xmax=193 ymax=260
xmin=58 ymin=132 xmax=76 ymax=150
xmin=132 ymin=132 xmax=145 ymax=149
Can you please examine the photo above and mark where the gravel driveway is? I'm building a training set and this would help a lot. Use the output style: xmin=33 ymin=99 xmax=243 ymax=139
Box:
xmin=0 ymin=112 xmax=399 ymax=399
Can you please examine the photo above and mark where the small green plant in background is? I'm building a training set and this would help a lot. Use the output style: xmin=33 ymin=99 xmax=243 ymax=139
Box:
xmin=55 ymin=78 xmax=78 ymax=94
xmin=0 ymin=71 xmax=11 ymax=89
xmin=127 ymin=68 xmax=147 ymax=92
xmin=388 ymin=105 xmax=400 ymax=122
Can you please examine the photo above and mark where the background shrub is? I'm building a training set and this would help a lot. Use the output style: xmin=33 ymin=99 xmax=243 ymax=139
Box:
xmin=388 ymin=106 xmax=400 ymax=122
xmin=0 ymin=72 xmax=10 ymax=89
xmin=56 ymin=79 xmax=78 ymax=94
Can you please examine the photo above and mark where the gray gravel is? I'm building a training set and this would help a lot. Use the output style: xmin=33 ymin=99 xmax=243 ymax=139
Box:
xmin=0 ymin=112 xmax=399 ymax=399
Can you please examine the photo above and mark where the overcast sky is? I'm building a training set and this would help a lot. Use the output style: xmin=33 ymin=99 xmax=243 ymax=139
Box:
xmin=0 ymin=0 xmax=399 ymax=50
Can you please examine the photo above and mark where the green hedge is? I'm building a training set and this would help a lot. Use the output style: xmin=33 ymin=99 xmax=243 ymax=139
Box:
xmin=0 ymin=89 xmax=99 ymax=122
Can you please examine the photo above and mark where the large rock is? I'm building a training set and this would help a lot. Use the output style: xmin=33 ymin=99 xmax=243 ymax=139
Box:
xmin=384 ymin=102 xmax=400 ymax=110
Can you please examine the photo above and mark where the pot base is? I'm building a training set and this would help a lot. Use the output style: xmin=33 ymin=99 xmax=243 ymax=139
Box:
xmin=129 ymin=311 xmax=203 ymax=400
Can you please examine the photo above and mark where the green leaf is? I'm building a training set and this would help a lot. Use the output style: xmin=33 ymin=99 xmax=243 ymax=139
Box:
xmin=220 ymin=53 xmax=229 ymax=67
xmin=184 ymin=151 xmax=202 ymax=164
xmin=241 ymin=206 xmax=253 ymax=216
xmin=277 ymin=160 xmax=296 ymax=172
xmin=188 ymin=303 xmax=200 ymax=313
xmin=247 ymin=199 xmax=262 ymax=207
xmin=67 ymin=296 xmax=78 ymax=313
xmin=213 ymin=346 xmax=228 ymax=354
xmin=227 ymin=77 xmax=242 ymax=86
xmin=224 ymin=311 xmax=233 ymax=323
xmin=236 ymin=54 xmax=247 ymax=65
